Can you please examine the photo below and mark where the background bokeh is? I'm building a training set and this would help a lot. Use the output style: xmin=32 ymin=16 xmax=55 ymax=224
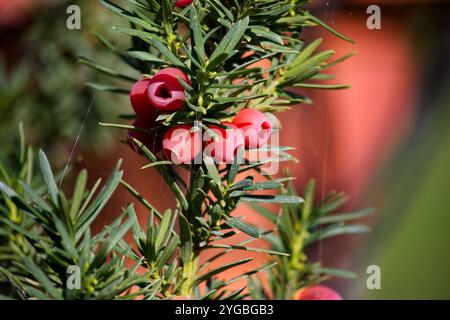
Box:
xmin=1 ymin=0 xmax=450 ymax=299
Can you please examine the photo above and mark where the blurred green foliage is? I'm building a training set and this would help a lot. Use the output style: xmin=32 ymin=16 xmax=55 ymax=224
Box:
xmin=353 ymin=89 xmax=450 ymax=299
xmin=0 ymin=0 xmax=132 ymax=159
xmin=249 ymin=178 xmax=371 ymax=300
xmin=349 ymin=8 xmax=450 ymax=299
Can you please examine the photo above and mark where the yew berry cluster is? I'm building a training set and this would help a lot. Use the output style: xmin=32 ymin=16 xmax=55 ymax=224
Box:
xmin=128 ymin=68 xmax=190 ymax=154
xmin=128 ymin=68 xmax=273 ymax=164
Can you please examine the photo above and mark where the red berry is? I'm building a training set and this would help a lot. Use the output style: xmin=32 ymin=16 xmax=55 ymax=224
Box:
xmin=205 ymin=123 xmax=245 ymax=163
xmin=156 ymin=68 xmax=191 ymax=86
xmin=162 ymin=125 xmax=202 ymax=164
xmin=232 ymin=109 xmax=272 ymax=148
xmin=296 ymin=285 xmax=343 ymax=300
xmin=175 ymin=0 xmax=193 ymax=8
xmin=130 ymin=78 xmax=156 ymax=120
xmin=147 ymin=68 xmax=190 ymax=111
xmin=127 ymin=117 xmax=163 ymax=154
